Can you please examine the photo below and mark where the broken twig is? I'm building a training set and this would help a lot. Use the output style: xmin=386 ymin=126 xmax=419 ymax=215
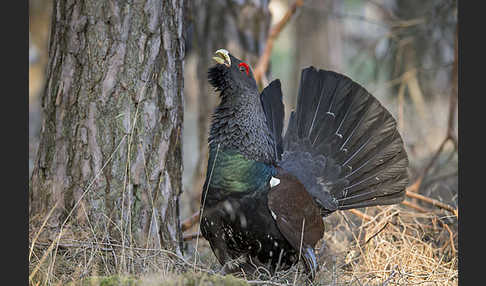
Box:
xmin=182 ymin=212 xmax=200 ymax=232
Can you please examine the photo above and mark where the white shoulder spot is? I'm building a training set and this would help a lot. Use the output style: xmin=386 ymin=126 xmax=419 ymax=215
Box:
xmin=270 ymin=177 xmax=280 ymax=188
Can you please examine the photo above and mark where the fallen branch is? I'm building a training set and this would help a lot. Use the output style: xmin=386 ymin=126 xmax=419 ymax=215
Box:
xmin=348 ymin=209 xmax=372 ymax=221
xmin=405 ymin=190 xmax=458 ymax=217
xmin=182 ymin=212 xmax=200 ymax=232
xmin=253 ymin=0 xmax=304 ymax=86
xmin=183 ymin=232 xmax=201 ymax=242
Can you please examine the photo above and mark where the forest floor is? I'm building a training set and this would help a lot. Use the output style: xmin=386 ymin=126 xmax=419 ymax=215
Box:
xmin=29 ymin=199 xmax=458 ymax=285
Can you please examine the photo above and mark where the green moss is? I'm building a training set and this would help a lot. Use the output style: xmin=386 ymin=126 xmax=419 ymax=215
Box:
xmin=68 ymin=272 xmax=248 ymax=286
xmin=68 ymin=275 xmax=138 ymax=286
xmin=167 ymin=272 xmax=248 ymax=286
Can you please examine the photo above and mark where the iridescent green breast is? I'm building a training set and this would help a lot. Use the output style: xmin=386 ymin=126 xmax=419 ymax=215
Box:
xmin=204 ymin=148 xmax=276 ymax=194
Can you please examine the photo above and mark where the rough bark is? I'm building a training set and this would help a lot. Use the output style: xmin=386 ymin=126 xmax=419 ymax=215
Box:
xmin=30 ymin=0 xmax=184 ymax=255
xmin=187 ymin=0 xmax=271 ymax=212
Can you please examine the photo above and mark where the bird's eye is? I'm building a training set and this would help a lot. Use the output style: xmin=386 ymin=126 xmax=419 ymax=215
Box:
xmin=238 ymin=62 xmax=250 ymax=76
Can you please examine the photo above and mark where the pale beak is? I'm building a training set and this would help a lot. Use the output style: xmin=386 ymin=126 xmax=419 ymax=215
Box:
xmin=213 ymin=49 xmax=231 ymax=67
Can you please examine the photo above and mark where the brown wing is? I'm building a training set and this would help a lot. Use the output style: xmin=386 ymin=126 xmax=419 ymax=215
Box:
xmin=267 ymin=168 xmax=324 ymax=251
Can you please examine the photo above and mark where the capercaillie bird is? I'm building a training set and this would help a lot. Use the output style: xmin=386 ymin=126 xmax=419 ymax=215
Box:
xmin=199 ymin=49 xmax=409 ymax=280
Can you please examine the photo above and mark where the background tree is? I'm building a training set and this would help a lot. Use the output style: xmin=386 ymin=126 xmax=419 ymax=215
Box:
xmin=290 ymin=0 xmax=343 ymax=106
xmin=29 ymin=0 xmax=185 ymax=270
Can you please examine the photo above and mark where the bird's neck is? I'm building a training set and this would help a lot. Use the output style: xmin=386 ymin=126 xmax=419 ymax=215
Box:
xmin=208 ymin=90 xmax=275 ymax=163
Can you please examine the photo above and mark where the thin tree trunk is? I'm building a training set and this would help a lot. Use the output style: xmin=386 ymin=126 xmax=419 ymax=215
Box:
xmin=30 ymin=0 xmax=184 ymax=258
xmin=188 ymin=0 xmax=271 ymax=212
xmin=290 ymin=0 xmax=343 ymax=108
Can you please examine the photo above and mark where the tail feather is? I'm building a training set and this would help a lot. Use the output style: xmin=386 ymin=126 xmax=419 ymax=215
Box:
xmin=261 ymin=79 xmax=285 ymax=162
xmin=280 ymin=67 xmax=408 ymax=215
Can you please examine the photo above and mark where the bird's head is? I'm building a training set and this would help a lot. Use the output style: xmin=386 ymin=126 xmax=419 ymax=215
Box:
xmin=208 ymin=49 xmax=257 ymax=95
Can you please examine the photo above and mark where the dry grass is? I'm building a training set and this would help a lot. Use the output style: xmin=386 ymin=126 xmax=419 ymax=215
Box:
xmin=334 ymin=207 xmax=457 ymax=285
xmin=29 ymin=202 xmax=457 ymax=286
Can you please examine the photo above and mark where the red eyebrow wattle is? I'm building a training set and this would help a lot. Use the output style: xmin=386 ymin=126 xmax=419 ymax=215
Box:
xmin=238 ymin=62 xmax=250 ymax=76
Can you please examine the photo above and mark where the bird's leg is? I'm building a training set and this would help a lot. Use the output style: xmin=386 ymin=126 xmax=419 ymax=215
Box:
xmin=301 ymin=246 xmax=318 ymax=280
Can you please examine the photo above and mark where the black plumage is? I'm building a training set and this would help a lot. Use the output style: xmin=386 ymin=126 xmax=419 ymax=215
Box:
xmin=200 ymin=49 xmax=409 ymax=280
xmin=260 ymin=79 xmax=285 ymax=161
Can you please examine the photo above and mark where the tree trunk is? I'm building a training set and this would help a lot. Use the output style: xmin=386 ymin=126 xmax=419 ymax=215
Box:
xmin=290 ymin=0 xmax=343 ymax=108
xmin=187 ymin=0 xmax=271 ymax=212
xmin=30 ymin=0 xmax=185 ymax=259
xmin=388 ymin=0 xmax=456 ymax=99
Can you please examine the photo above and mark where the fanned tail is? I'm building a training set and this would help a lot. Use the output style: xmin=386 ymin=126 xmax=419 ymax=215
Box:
xmin=280 ymin=67 xmax=408 ymax=215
